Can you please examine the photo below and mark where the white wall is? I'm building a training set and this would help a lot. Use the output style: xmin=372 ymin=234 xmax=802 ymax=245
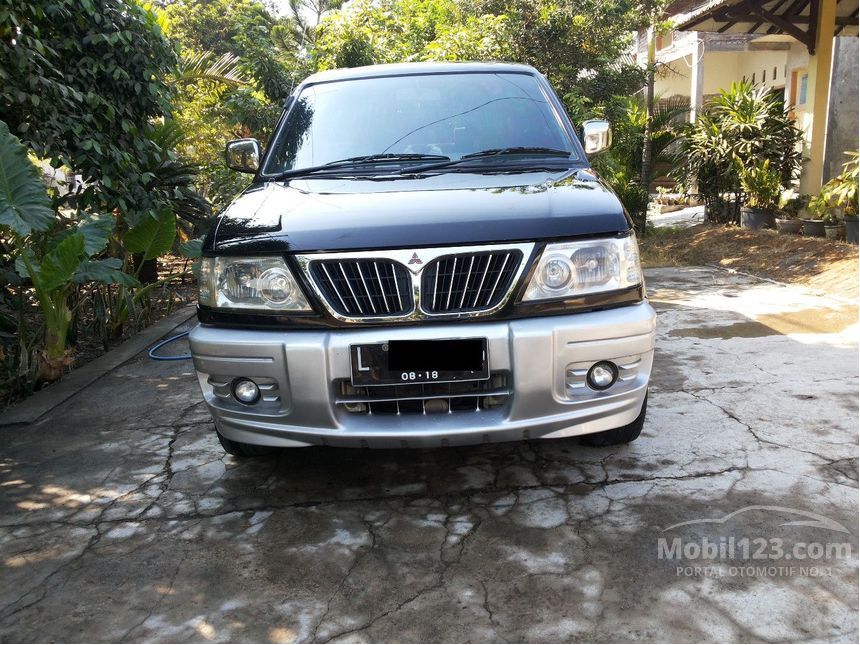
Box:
xmin=655 ymin=49 xmax=789 ymax=99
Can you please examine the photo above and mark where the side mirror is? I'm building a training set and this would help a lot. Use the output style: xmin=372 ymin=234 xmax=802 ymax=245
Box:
xmin=225 ymin=138 xmax=262 ymax=173
xmin=581 ymin=120 xmax=612 ymax=154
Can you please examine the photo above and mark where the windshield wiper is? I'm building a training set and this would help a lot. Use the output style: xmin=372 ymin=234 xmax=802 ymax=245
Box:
xmin=461 ymin=147 xmax=572 ymax=159
xmin=270 ymin=153 xmax=450 ymax=180
xmin=401 ymin=147 xmax=572 ymax=174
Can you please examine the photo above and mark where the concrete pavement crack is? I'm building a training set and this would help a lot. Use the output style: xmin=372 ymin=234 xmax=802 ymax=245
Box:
xmin=684 ymin=390 xmax=849 ymax=465
xmin=118 ymin=549 xmax=187 ymax=642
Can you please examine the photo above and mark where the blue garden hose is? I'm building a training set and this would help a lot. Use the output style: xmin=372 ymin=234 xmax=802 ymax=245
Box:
xmin=148 ymin=331 xmax=192 ymax=361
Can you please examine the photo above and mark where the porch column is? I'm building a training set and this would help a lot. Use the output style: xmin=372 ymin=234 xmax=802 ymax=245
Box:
xmin=799 ymin=0 xmax=838 ymax=194
xmin=689 ymin=34 xmax=705 ymax=123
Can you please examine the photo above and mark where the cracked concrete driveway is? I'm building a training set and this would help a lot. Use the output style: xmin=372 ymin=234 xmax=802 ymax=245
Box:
xmin=1 ymin=266 xmax=857 ymax=643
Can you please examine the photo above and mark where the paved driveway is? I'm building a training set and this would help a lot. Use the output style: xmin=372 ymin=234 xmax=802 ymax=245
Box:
xmin=1 ymin=267 xmax=857 ymax=643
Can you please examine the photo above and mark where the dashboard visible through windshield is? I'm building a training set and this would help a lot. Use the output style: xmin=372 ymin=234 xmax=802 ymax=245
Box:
xmin=262 ymin=72 xmax=578 ymax=176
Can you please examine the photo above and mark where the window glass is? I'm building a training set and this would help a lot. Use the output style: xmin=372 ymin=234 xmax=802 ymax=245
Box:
xmin=263 ymin=72 xmax=575 ymax=174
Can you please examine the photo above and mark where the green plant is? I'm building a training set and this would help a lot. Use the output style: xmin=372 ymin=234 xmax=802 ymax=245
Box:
xmin=739 ymin=160 xmax=781 ymax=211
xmin=592 ymin=95 xmax=688 ymax=230
xmin=0 ymin=122 xmax=135 ymax=381
xmin=806 ymin=192 xmax=829 ymax=220
xmin=820 ymin=151 xmax=859 ymax=217
xmin=778 ymin=194 xmax=808 ymax=219
xmin=95 ymin=210 xmax=180 ymax=340
xmin=1 ymin=0 xmax=178 ymax=226
xmin=675 ymin=81 xmax=803 ymax=225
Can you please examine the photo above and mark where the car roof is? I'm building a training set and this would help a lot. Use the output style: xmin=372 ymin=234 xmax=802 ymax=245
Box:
xmin=301 ymin=61 xmax=541 ymax=86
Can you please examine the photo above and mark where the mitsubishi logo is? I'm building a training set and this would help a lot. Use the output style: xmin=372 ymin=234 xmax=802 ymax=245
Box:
xmin=408 ymin=252 xmax=423 ymax=265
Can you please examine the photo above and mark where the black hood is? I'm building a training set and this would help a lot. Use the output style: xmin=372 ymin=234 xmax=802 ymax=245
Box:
xmin=205 ymin=168 xmax=630 ymax=255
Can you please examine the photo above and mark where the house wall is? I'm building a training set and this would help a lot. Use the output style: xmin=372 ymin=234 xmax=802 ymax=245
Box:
xmin=642 ymin=28 xmax=859 ymax=190
xmin=654 ymin=50 xmax=789 ymax=100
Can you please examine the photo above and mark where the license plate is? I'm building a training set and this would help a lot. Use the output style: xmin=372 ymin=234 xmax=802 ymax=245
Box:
xmin=350 ymin=338 xmax=489 ymax=386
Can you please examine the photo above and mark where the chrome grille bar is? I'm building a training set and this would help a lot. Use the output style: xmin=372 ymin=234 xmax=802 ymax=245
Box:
xmin=485 ymin=252 xmax=511 ymax=307
xmin=459 ymin=255 xmax=475 ymax=309
xmin=372 ymin=261 xmax=390 ymax=314
xmin=472 ymin=254 xmax=492 ymax=308
xmin=356 ymin=262 xmax=376 ymax=314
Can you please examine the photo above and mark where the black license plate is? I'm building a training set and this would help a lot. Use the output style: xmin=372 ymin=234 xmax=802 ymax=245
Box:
xmin=350 ymin=338 xmax=489 ymax=386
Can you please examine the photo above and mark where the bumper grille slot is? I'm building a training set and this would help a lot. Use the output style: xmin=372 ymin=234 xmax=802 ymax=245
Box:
xmin=207 ymin=376 xmax=282 ymax=409
xmin=336 ymin=372 xmax=511 ymax=415
xmin=310 ymin=259 xmax=413 ymax=317
xmin=421 ymin=250 xmax=521 ymax=313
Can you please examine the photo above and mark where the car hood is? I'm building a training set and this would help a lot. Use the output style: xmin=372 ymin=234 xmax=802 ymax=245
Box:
xmin=207 ymin=168 xmax=630 ymax=254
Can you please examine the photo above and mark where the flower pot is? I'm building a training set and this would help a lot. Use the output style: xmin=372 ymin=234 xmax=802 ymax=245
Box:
xmin=740 ymin=208 xmax=775 ymax=230
xmin=825 ymin=223 xmax=846 ymax=241
xmin=775 ymin=218 xmax=802 ymax=234
xmin=844 ymin=215 xmax=859 ymax=244
xmin=802 ymin=219 xmax=826 ymax=237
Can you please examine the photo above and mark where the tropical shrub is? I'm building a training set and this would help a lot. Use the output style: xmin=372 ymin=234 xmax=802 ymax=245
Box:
xmin=0 ymin=122 xmax=135 ymax=382
xmin=0 ymin=0 xmax=178 ymax=226
xmin=739 ymin=160 xmax=781 ymax=211
xmin=592 ymin=95 xmax=688 ymax=231
xmin=820 ymin=151 xmax=859 ymax=217
xmin=674 ymin=81 xmax=803 ymax=225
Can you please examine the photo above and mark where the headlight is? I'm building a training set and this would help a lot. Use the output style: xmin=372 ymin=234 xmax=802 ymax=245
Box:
xmin=522 ymin=234 xmax=642 ymax=301
xmin=198 ymin=256 xmax=311 ymax=311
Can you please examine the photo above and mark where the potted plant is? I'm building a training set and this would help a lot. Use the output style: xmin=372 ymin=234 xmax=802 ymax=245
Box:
xmin=820 ymin=151 xmax=859 ymax=244
xmin=823 ymin=208 xmax=845 ymax=241
xmin=802 ymin=193 xmax=827 ymax=237
xmin=739 ymin=161 xmax=780 ymax=229
xmin=775 ymin=194 xmax=806 ymax=234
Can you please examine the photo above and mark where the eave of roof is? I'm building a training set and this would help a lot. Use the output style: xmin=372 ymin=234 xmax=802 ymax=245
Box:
xmin=672 ymin=0 xmax=858 ymax=54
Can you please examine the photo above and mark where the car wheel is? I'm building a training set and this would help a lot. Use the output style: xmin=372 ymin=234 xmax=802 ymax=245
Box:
xmin=216 ymin=426 xmax=276 ymax=457
xmin=580 ymin=392 xmax=648 ymax=447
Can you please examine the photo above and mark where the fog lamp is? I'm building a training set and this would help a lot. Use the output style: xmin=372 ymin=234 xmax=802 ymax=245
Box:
xmin=586 ymin=362 xmax=617 ymax=391
xmin=232 ymin=378 xmax=260 ymax=404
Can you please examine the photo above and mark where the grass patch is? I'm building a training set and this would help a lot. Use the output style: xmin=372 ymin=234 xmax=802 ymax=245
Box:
xmin=640 ymin=224 xmax=859 ymax=301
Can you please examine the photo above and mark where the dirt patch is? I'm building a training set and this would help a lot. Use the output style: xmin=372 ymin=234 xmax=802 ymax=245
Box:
xmin=640 ymin=224 xmax=859 ymax=301
xmin=756 ymin=306 xmax=859 ymax=335
xmin=667 ymin=304 xmax=858 ymax=338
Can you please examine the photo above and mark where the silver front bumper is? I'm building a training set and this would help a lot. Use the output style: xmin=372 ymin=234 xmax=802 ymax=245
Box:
xmin=189 ymin=302 xmax=656 ymax=448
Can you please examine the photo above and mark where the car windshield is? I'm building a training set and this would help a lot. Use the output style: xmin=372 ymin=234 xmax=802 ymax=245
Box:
xmin=262 ymin=72 xmax=577 ymax=176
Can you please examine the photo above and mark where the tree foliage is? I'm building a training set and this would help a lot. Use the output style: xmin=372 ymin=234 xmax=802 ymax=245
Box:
xmin=313 ymin=0 xmax=645 ymax=120
xmin=163 ymin=0 xmax=298 ymax=102
xmin=0 ymin=0 xmax=178 ymax=223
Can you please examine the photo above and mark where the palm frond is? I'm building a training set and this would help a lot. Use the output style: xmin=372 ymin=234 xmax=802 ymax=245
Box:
xmin=170 ymin=51 xmax=249 ymax=88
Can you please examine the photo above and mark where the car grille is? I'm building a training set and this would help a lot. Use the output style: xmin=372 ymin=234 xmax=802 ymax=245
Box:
xmin=298 ymin=243 xmax=533 ymax=322
xmin=309 ymin=259 xmax=413 ymax=317
xmin=335 ymin=372 xmax=511 ymax=415
xmin=421 ymin=250 xmax=522 ymax=313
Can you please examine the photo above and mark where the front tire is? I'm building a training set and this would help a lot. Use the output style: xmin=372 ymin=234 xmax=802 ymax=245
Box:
xmin=216 ymin=426 xmax=276 ymax=457
xmin=581 ymin=392 xmax=648 ymax=447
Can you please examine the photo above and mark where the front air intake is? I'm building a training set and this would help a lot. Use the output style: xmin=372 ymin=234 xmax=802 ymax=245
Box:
xmin=421 ymin=250 xmax=522 ymax=313
xmin=310 ymin=259 xmax=413 ymax=317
